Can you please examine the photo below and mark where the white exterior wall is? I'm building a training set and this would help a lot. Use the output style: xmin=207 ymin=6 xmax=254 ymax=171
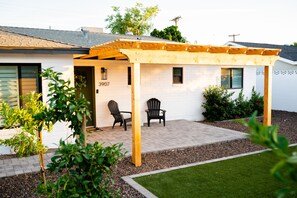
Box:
xmin=0 ymin=53 xmax=258 ymax=154
xmin=0 ymin=53 xmax=75 ymax=152
xmin=256 ymin=60 xmax=297 ymax=112
xmin=94 ymin=63 xmax=257 ymax=127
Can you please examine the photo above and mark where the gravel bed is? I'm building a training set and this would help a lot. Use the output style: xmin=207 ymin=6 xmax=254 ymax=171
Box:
xmin=0 ymin=110 xmax=296 ymax=197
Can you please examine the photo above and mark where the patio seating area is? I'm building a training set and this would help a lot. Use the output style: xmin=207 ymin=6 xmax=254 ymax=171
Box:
xmin=87 ymin=120 xmax=247 ymax=155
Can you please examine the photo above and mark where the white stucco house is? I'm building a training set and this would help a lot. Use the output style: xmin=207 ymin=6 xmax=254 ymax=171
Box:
xmin=0 ymin=26 xmax=279 ymax=163
xmin=227 ymin=41 xmax=297 ymax=112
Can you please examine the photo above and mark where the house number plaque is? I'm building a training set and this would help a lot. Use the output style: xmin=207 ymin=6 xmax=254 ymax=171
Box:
xmin=98 ymin=82 xmax=110 ymax=86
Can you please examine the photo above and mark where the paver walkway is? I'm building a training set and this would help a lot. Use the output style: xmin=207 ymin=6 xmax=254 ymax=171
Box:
xmin=0 ymin=152 xmax=54 ymax=178
xmin=87 ymin=120 xmax=247 ymax=155
xmin=0 ymin=120 xmax=247 ymax=178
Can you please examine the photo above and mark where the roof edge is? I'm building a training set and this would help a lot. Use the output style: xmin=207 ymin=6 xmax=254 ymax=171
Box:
xmin=278 ymin=57 xmax=297 ymax=65
xmin=226 ymin=41 xmax=297 ymax=65
xmin=0 ymin=48 xmax=89 ymax=55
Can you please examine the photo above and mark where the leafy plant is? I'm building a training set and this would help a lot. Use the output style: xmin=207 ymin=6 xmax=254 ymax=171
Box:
xmin=202 ymin=86 xmax=264 ymax=121
xmin=249 ymin=87 xmax=264 ymax=115
xmin=36 ymin=68 xmax=124 ymax=196
xmin=242 ymin=113 xmax=297 ymax=197
xmin=36 ymin=141 xmax=124 ymax=197
xmin=0 ymin=131 xmax=45 ymax=157
xmin=233 ymin=89 xmax=252 ymax=118
xmin=39 ymin=68 xmax=90 ymax=144
xmin=0 ymin=92 xmax=49 ymax=157
xmin=202 ymin=86 xmax=235 ymax=121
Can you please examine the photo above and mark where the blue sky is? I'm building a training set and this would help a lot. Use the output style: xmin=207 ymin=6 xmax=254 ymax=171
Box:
xmin=0 ymin=0 xmax=296 ymax=45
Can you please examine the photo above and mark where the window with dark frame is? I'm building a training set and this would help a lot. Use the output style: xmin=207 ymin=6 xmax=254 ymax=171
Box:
xmin=221 ymin=68 xmax=243 ymax=89
xmin=0 ymin=64 xmax=41 ymax=108
xmin=173 ymin=67 xmax=183 ymax=84
xmin=0 ymin=64 xmax=41 ymax=128
xmin=128 ymin=66 xmax=131 ymax=85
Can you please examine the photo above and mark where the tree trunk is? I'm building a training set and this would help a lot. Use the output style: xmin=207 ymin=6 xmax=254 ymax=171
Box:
xmin=37 ymin=128 xmax=46 ymax=184
xmin=81 ymin=114 xmax=87 ymax=147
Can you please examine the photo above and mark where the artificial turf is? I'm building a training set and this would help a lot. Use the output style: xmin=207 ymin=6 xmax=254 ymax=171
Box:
xmin=134 ymin=148 xmax=297 ymax=198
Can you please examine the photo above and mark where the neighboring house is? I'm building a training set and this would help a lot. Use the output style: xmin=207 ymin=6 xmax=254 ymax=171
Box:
xmin=0 ymin=26 xmax=279 ymax=164
xmin=227 ymin=41 xmax=297 ymax=112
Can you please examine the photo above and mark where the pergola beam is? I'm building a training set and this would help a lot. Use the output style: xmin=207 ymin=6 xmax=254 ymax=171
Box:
xmin=74 ymin=59 xmax=129 ymax=66
xmin=120 ymin=49 xmax=279 ymax=66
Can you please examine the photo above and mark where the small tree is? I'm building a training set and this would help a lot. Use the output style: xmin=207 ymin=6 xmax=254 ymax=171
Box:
xmin=36 ymin=68 xmax=124 ymax=197
xmin=150 ymin=25 xmax=187 ymax=43
xmin=39 ymin=68 xmax=90 ymax=144
xmin=105 ymin=2 xmax=159 ymax=35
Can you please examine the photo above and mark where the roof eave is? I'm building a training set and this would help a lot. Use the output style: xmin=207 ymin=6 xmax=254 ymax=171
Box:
xmin=0 ymin=47 xmax=89 ymax=54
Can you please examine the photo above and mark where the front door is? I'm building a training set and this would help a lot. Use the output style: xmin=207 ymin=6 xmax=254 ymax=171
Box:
xmin=74 ymin=66 xmax=95 ymax=127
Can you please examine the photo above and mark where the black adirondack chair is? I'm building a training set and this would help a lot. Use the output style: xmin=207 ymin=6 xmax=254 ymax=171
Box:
xmin=145 ymin=98 xmax=166 ymax=127
xmin=108 ymin=100 xmax=131 ymax=131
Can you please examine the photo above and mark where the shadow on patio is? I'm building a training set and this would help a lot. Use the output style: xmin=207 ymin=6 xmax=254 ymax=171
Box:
xmin=86 ymin=120 xmax=247 ymax=155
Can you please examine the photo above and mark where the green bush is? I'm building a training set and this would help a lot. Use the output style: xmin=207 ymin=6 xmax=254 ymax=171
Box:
xmin=36 ymin=141 xmax=124 ymax=197
xmin=233 ymin=89 xmax=252 ymax=118
xmin=0 ymin=131 xmax=45 ymax=157
xmin=0 ymin=92 xmax=49 ymax=157
xmin=202 ymin=86 xmax=236 ymax=121
xmin=202 ymin=86 xmax=264 ymax=121
xmin=249 ymin=87 xmax=264 ymax=115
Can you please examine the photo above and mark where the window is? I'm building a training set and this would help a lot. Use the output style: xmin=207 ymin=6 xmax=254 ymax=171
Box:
xmin=221 ymin=68 xmax=243 ymax=89
xmin=0 ymin=64 xmax=41 ymax=108
xmin=128 ymin=66 xmax=131 ymax=85
xmin=173 ymin=67 xmax=183 ymax=84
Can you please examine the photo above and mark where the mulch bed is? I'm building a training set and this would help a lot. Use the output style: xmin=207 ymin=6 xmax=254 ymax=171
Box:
xmin=0 ymin=110 xmax=296 ymax=198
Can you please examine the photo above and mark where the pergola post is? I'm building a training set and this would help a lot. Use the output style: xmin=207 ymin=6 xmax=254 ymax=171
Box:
xmin=131 ymin=62 xmax=142 ymax=166
xmin=263 ymin=65 xmax=272 ymax=126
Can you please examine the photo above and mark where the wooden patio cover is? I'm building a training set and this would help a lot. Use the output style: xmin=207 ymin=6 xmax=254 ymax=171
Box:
xmin=75 ymin=39 xmax=281 ymax=166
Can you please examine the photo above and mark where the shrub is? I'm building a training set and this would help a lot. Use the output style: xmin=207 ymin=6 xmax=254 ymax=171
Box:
xmin=36 ymin=141 xmax=124 ymax=197
xmin=233 ymin=89 xmax=252 ymax=118
xmin=0 ymin=92 xmax=49 ymax=157
xmin=202 ymin=86 xmax=264 ymax=121
xmin=249 ymin=87 xmax=264 ymax=115
xmin=202 ymin=86 xmax=236 ymax=121
xmin=0 ymin=131 xmax=45 ymax=157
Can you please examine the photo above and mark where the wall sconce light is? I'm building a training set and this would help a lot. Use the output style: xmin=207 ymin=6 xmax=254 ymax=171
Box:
xmin=101 ymin=67 xmax=107 ymax=80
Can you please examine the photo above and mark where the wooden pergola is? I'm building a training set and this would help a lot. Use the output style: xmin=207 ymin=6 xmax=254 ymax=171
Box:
xmin=74 ymin=39 xmax=280 ymax=167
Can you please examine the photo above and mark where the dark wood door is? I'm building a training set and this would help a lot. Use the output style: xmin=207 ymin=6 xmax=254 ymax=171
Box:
xmin=74 ymin=66 xmax=95 ymax=127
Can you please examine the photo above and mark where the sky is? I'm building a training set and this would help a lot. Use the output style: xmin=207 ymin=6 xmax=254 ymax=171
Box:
xmin=0 ymin=0 xmax=296 ymax=45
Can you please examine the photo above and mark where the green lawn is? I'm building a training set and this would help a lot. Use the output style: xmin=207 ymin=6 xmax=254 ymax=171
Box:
xmin=134 ymin=148 xmax=297 ymax=198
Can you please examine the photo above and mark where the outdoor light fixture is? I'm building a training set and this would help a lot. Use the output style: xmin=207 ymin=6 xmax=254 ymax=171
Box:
xmin=101 ymin=67 xmax=107 ymax=80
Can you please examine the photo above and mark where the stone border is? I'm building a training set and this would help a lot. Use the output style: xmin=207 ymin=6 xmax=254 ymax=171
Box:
xmin=122 ymin=143 xmax=297 ymax=197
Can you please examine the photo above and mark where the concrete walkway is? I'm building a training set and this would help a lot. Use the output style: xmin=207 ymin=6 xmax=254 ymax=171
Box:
xmin=0 ymin=120 xmax=247 ymax=178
